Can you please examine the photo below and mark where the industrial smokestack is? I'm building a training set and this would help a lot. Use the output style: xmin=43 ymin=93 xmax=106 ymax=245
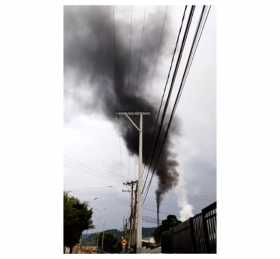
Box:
xmin=64 ymin=6 xmax=180 ymax=211
xmin=156 ymin=191 xmax=160 ymax=226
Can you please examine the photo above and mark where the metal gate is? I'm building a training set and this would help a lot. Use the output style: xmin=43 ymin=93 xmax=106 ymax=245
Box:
xmin=161 ymin=202 xmax=216 ymax=253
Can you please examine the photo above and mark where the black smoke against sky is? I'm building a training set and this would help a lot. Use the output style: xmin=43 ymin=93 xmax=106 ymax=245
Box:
xmin=64 ymin=6 xmax=179 ymax=207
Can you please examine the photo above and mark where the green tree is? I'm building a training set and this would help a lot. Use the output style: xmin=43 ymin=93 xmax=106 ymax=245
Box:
xmin=64 ymin=192 xmax=94 ymax=253
xmin=153 ymin=215 xmax=181 ymax=243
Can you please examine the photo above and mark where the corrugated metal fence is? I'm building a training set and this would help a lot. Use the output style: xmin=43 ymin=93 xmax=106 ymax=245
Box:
xmin=161 ymin=202 xmax=216 ymax=253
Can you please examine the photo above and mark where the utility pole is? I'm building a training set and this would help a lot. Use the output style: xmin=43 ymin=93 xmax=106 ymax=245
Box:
xmin=133 ymin=182 xmax=138 ymax=251
xmin=117 ymin=112 xmax=150 ymax=253
xmin=123 ymin=180 xmax=137 ymax=250
xmin=101 ymin=230 xmax=105 ymax=252
xmin=96 ymin=232 xmax=99 ymax=253
xmin=101 ymin=220 xmax=106 ymax=253
xmin=122 ymin=216 xmax=127 ymax=240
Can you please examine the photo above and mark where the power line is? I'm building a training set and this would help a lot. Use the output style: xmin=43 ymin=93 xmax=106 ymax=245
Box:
xmin=142 ymin=5 xmax=195 ymax=194
xmin=126 ymin=7 xmax=133 ymax=181
xmin=122 ymin=180 xmax=137 ymax=249
xmin=142 ymin=6 xmax=188 ymax=192
xmin=116 ymin=112 xmax=150 ymax=252
xmin=118 ymin=122 xmax=124 ymax=173
xmin=143 ymin=6 xmax=195 ymax=193
xmin=64 ymin=153 xmax=126 ymax=180
xmin=143 ymin=6 xmax=211 ymax=204
xmin=143 ymin=6 xmax=209 ymax=203
xmin=174 ymin=6 xmax=211 ymax=110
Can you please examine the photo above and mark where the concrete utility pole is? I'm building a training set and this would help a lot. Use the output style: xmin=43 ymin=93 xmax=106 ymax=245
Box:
xmin=96 ymin=232 xmax=99 ymax=252
xmin=101 ymin=220 xmax=106 ymax=253
xmin=117 ymin=112 xmax=150 ymax=253
xmin=101 ymin=231 xmax=105 ymax=252
xmin=123 ymin=180 xmax=137 ymax=249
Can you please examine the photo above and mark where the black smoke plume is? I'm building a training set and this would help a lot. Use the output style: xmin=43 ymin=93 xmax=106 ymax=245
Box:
xmin=64 ymin=6 xmax=179 ymax=209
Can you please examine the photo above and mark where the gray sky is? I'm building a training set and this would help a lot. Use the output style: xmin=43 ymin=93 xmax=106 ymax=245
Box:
xmin=64 ymin=5 xmax=216 ymax=232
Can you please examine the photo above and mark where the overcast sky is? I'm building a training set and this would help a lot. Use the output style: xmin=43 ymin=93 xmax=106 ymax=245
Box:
xmin=64 ymin=5 xmax=216 ymax=232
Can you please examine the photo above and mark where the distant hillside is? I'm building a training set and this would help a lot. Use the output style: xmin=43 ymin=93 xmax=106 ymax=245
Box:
xmin=81 ymin=229 xmax=121 ymax=246
xmin=142 ymin=227 xmax=156 ymax=238
xmin=81 ymin=227 xmax=156 ymax=246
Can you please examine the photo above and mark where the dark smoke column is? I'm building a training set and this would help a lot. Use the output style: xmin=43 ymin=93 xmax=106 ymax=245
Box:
xmin=64 ymin=6 xmax=180 ymax=213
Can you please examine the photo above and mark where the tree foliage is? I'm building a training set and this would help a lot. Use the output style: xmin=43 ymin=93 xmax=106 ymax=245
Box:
xmin=153 ymin=215 xmax=182 ymax=243
xmin=64 ymin=192 xmax=93 ymax=252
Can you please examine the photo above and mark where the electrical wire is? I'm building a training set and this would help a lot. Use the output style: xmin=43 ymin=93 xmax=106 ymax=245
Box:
xmin=143 ymin=6 xmax=210 ymax=203
xmin=143 ymin=6 xmax=211 ymax=204
xmin=126 ymin=7 xmax=133 ymax=180
xmin=142 ymin=6 xmax=188 ymax=191
xmin=142 ymin=5 xmax=195 ymax=194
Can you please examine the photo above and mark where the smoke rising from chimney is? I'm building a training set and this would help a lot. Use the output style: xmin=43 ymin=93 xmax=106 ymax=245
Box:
xmin=64 ymin=6 xmax=179 ymax=209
